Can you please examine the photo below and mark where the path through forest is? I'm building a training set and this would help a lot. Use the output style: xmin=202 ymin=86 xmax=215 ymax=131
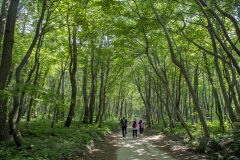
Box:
xmin=83 ymin=125 xmax=207 ymax=160
xmin=116 ymin=127 xmax=175 ymax=160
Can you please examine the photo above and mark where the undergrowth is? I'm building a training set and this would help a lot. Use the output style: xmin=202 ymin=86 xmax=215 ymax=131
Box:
xmin=0 ymin=119 xmax=119 ymax=160
xmin=151 ymin=120 xmax=240 ymax=160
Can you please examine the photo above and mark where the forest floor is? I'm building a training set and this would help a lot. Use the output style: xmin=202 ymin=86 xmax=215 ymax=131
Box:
xmin=82 ymin=125 xmax=208 ymax=160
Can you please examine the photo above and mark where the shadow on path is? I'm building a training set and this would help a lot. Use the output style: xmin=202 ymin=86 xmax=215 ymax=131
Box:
xmin=116 ymin=126 xmax=175 ymax=160
xmin=82 ymin=125 xmax=207 ymax=160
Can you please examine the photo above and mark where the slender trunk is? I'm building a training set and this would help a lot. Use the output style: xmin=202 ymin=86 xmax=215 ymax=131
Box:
xmin=220 ymin=49 xmax=240 ymax=116
xmin=120 ymin=99 xmax=124 ymax=118
xmin=0 ymin=0 xmax=20 ymax=143
xmin=224 ymin=64 xmax=240 ymax=116
xmin=61 ymin=72 xmax=66 ymax=119
xmin=27 ymin=62 xmax=41 ymax=122
xmin=9 ymin=0 xmax=47 ymax=147
xmin=198 ymin=0 xmax=240 ymax=57
xmin=166 ymin=95 xmax=174 ymax=131
xmin=215 ymin=5 xmax=240 ymax=40
xmin=116 ymin=80 xmax=122 ymax=117
xmin=205 ymin=17 xmax=238 ymax=123
xmin=89 ymin=48 xmax=98 ymax=124
xmin=203 ymin=53 xmax=225 ymax=132
xmin=150 ymin=0 xmax=209 ymax=137
xmin=99 ymin=58 xmax=110 ymax=128
xmin=52 ymin=62 xmax=67 ymax=128
xmin=230 ymin=64 xmax=240 ymax=103
xmin=95 ymin=65 xmax=104 ymax=123
xmin=65 ymin=26 xmax=78 ymax=127
xmin=132 ymin=0 xmax=192 ymax=138
xmin=82 ymin=58 xmax=89 ymax=124
xmin=19 ymin=32 xmax=44 ymax=124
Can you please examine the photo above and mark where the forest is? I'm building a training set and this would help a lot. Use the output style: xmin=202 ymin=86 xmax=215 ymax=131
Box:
xmin=0 ymin=0 xmax=240 ymax=159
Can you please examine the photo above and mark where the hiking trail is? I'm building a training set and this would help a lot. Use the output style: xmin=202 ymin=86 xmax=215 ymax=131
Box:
xmin=84 ymin=125 xmax=207 ymax=160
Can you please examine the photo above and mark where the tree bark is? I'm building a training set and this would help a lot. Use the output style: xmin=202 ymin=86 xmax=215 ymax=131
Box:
xmin=203 ymin=53 xmax=225 ymax=132
xmin=222 ymin=57 xmax=240 ymax=116
xmin=0 ymin=0 xmax=9 ymax=49
xmin=132 ymin=0 xmax=193 ymax=138
xmin=198 ymin=0 xmax=240 ymax=57
xmin=65 ymin=26 xmax=78 ymax=127
xmin=82 ymin=58 xmax=89 ymax=124
xmin=52 ymin=61 xmax=67 ymax=128
xmin=8 ymin=0 xmax=47 ymax=147
xmin=200 ymin=6 xmax=238 ymax=123
xmin=99 ymin=58 xmax=110 ymax=128
xmin=18 ymin=32 xmax=44 ymax=124
xmin=95 ymin=65 xmax=104 ymax=123
xmin=89 ymin=45 xmax=98 ymax=124
xmin=150 ymin=0 xmax=209 ymax=137
xmin=0 ymin=0 xmax=20 ymax=142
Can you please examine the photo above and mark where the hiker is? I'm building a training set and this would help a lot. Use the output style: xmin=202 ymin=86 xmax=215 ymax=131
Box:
xmin=132 ymin=117 xmax=138 ymax=138
xmin=120 ymin=116 xmax=128 ymax=137
xmin=139 ymin=119 xmax=145 ymax=138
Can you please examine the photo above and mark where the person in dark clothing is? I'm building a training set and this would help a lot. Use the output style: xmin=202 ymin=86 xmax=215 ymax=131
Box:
xmin=120 ymin=116 xmax=128 ymax=137
xmin=138 ymin=119 xmax=145 ymax=139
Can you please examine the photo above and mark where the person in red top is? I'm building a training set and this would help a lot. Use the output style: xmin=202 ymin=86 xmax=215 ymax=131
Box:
xmin=132 ymin=116 xmax=138 ymax=138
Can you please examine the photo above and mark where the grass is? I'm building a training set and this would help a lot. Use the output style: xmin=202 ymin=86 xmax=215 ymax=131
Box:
xmin=0 ymin=119 xmax=119 ymax=160
xmin=152 ymin=120 xmax=232 ymax=139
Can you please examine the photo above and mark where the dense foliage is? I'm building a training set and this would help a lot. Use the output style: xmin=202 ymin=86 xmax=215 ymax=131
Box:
xmin=0 ymin=120 xmax=119 ymax=159
xmin=0 ymin=0 xmax=239 ymax=159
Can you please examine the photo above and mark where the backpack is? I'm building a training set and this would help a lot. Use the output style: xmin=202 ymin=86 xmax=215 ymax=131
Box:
xmin=121 ymin=119 xmax=127 ymax=127
xmin=132 ymin=121 xmax=137 ymax=128
xmin=140 ymin=122 xmax=144 ymax=128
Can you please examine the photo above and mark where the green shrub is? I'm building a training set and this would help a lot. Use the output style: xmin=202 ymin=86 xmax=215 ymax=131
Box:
xmin=0 ymin=119 xmax=119 ymax=160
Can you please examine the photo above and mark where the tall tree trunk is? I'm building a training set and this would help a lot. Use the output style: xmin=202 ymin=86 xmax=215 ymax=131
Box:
xmin=230 ymin=64 xmax=240 ymax=103
xmin=65 ymin=26 xmax=78 ymax=127
xmin=0 ymin=0 xmax=9 ymax=50
xmin=52 ymin=61 xmax=67 ymax=128
xmin=116 ymin=80 xmax=122 ymax=117
xmin=8 ymin=0 xmax=47 ymax=147
xmin=150 ymin=0 xmax=209 ymax=137
xmin=27 ymin=61 xmax=41 ymax=122
xmin=203 ymin=53 xmax=225 ymax=132
xmin=220 ymin=50 xmax=240 ymax=116
xmin=95 ymin=65 xmax=104 ymax=123
xmin=89 ymin=46 xmax=98 ymax=124
xmin=0 ymin=0 xmax=20 ymax=142
xmin=131 ymin=1 xmax=193 ymax=139
xmin=18 ymin=32 xmax=44 ymax=124
xmin=99 ymin=58 xmax=110 ymax=128
xmin=204 ymin=14 xmax=238 ymax=123
xmin=82 ymin=58 xmax=89 ymax=124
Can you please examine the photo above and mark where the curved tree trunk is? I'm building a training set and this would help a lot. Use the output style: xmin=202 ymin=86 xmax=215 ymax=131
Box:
xmin=65 ymin=27 xmax=78 ymax=127
xmin=0 ymin=0 xmax=20 ymax=142
xmin=8 ymin=0 xmax=47 ymax=147
xmin=150 ymin=0 xmax=209 ymax=137
xmin=203 ymin=53 xmax=225 ymax=132
xmin=200 ymin=6 xmax=238 ymax=123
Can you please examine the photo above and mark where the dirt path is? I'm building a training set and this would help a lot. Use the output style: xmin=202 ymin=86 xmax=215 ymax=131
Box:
xmin=116 ymin=126 xmax=175 ymax=160
xmin=83 ymin=125 xmax=207 ymax=160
